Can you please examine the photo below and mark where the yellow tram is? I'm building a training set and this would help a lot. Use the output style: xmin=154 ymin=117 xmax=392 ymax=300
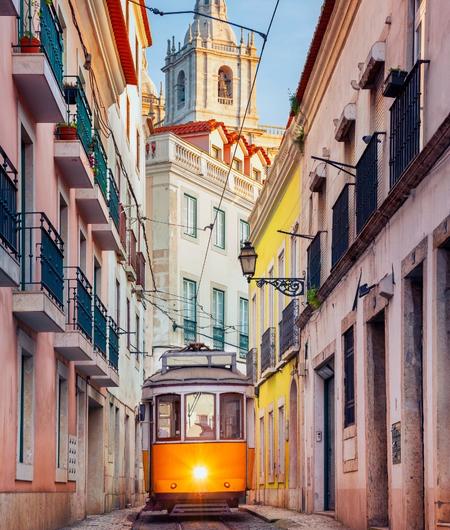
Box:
xmin=141 ymin=344 xmax=255 ymax=515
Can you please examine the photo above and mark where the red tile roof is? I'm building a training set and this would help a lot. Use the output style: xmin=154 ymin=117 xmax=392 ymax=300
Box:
xmin=105 ymin=0 xmax=138 ymax=86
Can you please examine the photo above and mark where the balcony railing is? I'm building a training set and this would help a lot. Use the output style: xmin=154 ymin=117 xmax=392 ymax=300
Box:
xmin=307 ymin=232 xmax=322 ymax=290
xmin=108 ymin=317 xmax=119 ymax=371
xmin=108 ymin=171 xmax=120 ymax=229
xmin=279 ymin=299 xmax=299 ymax=357
xmin=91 ymin=132 xmax=108 ymax=202
xmin=62 ymin=76 xmax=92 ymax=155
xmin=356 ymin=133 xmax=383 ymax=233
xmin=136 ymin=251 xmax=146 ymax=288
xmin=18 ymin=212 xmax=64 ymax=307
xmin=239 ymin=333 xmax=249 ymax=359
xmin=18 ymin=0 xmax=63 ymax=87
xmin=65 ymin=267 xmax=92 ymax=339
xmin=260 ymin=327 xmax=275 ymax=373
xmin=213 ymin=326 xmax=225 ymax=349
xmin=0 ymin=146 xmax=18 ymax=258
xmin=389 ymin=60 xmax=429 ymax=187
xmin=93 ymin=294 xmax=107 ymax=356
xmin=331 ymin=186 xmax=350 ymax=268
xmin=184 ymin=318 xmax=196 ymax=343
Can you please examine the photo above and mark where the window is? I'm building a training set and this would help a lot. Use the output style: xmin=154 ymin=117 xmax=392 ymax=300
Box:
xmin=239 ymin=220 xmax=250 ymax=247
xmin=176 ymin=70 xmax=186 ymax=109
xmin=211 ymin=145 xmax=222 ymax=160
xmin=218 ymin=66 xmax=233 ymax=102
xmin=213 ymin=208 xmax=225 ymax=249
xmin=278 ymin=405 xmax=285 ymax=478
xmin=259 ymin=416 xmax=265 ymax=482
xmin=220 ymin=393 xmax=243 ymax=439
xmin=126 ymin=298 xmax=131 ymax=350
xmin=135 ymin=313 xmax=140 ymax=354
xmin=136 ymin=130 xmax=141 ymax=171
xmin=183 ymin=194 xmax=197 ymax=238
xmin=185 ymin=393 xmax=215 ymax=440
xmin=157 ymin=394 xmax=181 ymax=440
xmin=239 ymin=298 xmax=249 ymax=357
xmin=278 ymin=251 xmax=285 ymax=315
xmin=291 ymin=237 xmax=297 ymax=277
xmin=268 ymin=410 xmax=274 ymax=481
xmin=17 ymin=332 xmax=35 ymax=481
xmin=332 ymin=186 xmax=349 ymax=267
xmin=232 ymin=158 xmax=242 ymax=171
xmin=115 ymin=279 xmax=120 ymax=326
xmin=252 ymin=168 xmax=261 ymax=182
xmin=108 ymin=402 xmax=114 ymax=461
xmin=252 ymin=294 xmax=257 ymax=349
xmin=56 ymin=362 xmax=69 ymax=481
xmin=260 ymin=288 xmax=265 ymax=337
xmin=268 ymin=267 xmax=274 ymax=328
xmin=412 ymin=0 xmax=425 ymax=64
xmin=343 ymin=327 xmax=355 ymax=427
xmin=183 ymin=279 xmax=196 ymax=342
xmin=212 ymin=288 xmax=225 ymax=349
xmin=79 ymin=231 xmax=87 ymax=274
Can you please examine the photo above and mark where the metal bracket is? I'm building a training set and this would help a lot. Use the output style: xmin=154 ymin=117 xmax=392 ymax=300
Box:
xmin=253 ymin=277 xmax=305 ymax=297
xmin=311 ymin=155 xmax=356 ymax=178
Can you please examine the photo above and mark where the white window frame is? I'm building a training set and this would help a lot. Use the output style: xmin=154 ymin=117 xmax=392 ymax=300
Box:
xmin=16 ymin=330 xmax=36 ymax=482
xmin=268 ymin=267 xmax=274 ymax=329
xmin=259 ymin=410 xmax=265 ymax=484
xmin=277 ymin=398 xmax=286 ymax=481
xmin=268 ymin=406 xmax=275 ymax=483
xmin=213 ymin=207 xmax=226 ymax=249
xmin=239 ymin=219 xmax=250 ymax=248
xmin=278 ymin=250 xmax=285 ymax=323
xmin=183 ymin=193 xmax=197 ymax=238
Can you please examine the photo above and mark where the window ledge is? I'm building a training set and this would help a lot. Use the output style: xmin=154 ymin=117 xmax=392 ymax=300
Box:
xmin=55 ymin=467 xmax=67 ymax=483
xmin=16 ymin=462 xmax=33 ymax=482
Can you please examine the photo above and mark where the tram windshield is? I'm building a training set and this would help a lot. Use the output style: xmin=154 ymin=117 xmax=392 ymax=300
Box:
xmin=156 ymin=394 xmax=181 ymax=440
xmin=185 ymin=393 xmax=216 ymax=440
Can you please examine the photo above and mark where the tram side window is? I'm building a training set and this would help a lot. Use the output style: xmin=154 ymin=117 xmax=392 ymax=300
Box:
xmin=220 ymin=393 xmax=243 ymax=440
xmin=157 ymin=394 xmax=181 ymax=440
xmin=185 ymin=393 xmax=216 ymax=440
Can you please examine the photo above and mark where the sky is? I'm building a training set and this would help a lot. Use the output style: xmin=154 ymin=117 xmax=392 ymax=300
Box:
xmin=145 ymin=0 xmax=322 ymax=125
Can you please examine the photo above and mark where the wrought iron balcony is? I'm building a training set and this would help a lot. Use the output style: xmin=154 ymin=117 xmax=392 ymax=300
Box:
xmin=307 ymin=232 xmax=322 ymax=290
xmin=213 ymin=326 xmax=225 ymax=349
xmin=93 ymin=294 xmax=107 ymax=357
xmin=108 ymin=317 xmax=119 ymax=371
xmin=239 ymin=333 xmax=249 ymax=359
xmin=279 ymin=299 xmax=300 ymax=358
xmin=65 ymin=267 xmax=93 ymax=339
xmin=0 ymin=146 xmax=18 ymax=259
xmin=18 ymin=0 xmax=63 ymax=87
xmin=260 ymin=327 xmax=275 ymax=374
xmin=389 ymin=60 xmax=429 ymax=187
xmin=62 ymin=76 xmax=92 ymax=155
xmin=18 ymin=211 xmax=64 ymax=307
xmin=108 ymin=171 xmax=120 ymax=230
xmin=184 ymin=318 xmax=196 ymax=343
xmin=331 ymin=185 xmax=350 ymax=268
xmin=91 ymin=131 xmax=108 ymax=202
xmin=356 ymin=133 xmax=383 ymax=233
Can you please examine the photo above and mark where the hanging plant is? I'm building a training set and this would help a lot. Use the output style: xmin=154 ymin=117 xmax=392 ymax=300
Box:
xmin=293 ymin=124 xmax=305 ymax=152
xmin=307 ymin=288 xmax=321 ymax=310
xmin=289 ymin=93 xmax=300 ymax=116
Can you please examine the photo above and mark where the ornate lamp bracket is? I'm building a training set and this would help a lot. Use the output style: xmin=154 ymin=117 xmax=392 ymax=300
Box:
xmin=254 ymin=277 xmax=305 ymax=297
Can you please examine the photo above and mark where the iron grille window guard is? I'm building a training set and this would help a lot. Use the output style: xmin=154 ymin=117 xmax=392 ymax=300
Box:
xmin=108 ymin=170 xmax=120 ymax=229
xmin=239 ymin=333 xmax=249 ymax=359
xmin=0 ymin=146 xmax=18 ymax=258
xmin=18 ymin=1 xmax=64 ymax=87
xmin=260 ymin=327 xmax=275 ymax=373
xmin=213 ymin=326 xmax=225 ymax=349
xmin=64 ymin=266 xmax=93 ymax=339
xmin=184 ymin=318 xmax=196 ymax=343
xmin=331 ymin=186 xmax=350 ymax=268
xmin=62 ymin=76 xmax=92 ymax=155
xmin=389 ymin=60 xmax=429 ymax=187
xmin=108 ymin=317 xmax=120 ymax=371
xmin=356 ymin=132 xmax=384 ymax=233
xmin=18 ymin=211 xmax=64 ymax=307
xmin=94 ymin=294 xmax=108 ymax=356
xmin=91 ymin=131 xmax=108 ymax=202
xmin=307 ymin=232 xmax=322 ymax=290
xmin=279 ymin=299 xmax=300 ymax=356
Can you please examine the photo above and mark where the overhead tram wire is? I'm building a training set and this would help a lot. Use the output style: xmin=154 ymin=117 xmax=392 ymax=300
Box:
xmin=194 ymin=0 xmax=281 ymax=298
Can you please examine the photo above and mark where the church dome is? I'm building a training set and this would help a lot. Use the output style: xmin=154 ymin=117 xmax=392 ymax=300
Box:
xmin=142 ymin=69 xmax=158 ymax=97
xmin=191 ymin=0 xmax=237 ymax=44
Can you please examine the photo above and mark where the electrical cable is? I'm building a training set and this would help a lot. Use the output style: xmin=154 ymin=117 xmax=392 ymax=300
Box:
xmin=195 ymin=0 xmax=281 ymax=298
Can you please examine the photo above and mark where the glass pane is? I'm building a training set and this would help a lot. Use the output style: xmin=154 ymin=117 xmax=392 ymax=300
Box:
xmin=157 ymin=395 xmax=181 ymax=440
xmin=185 ymin=393 xmax=216 ymax=440
xmin=220 ymin=393 xmax=243 ymax=439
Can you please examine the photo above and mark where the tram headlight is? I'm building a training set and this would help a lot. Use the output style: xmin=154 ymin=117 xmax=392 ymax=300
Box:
xmin=193 ymin=466 xmax=208 ymax=480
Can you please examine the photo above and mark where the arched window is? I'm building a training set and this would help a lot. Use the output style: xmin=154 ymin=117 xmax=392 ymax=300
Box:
xmin=176 ymin=70 xmax=186 ymax=109
xmin=218 ymin=66 xmax=233 ymax=103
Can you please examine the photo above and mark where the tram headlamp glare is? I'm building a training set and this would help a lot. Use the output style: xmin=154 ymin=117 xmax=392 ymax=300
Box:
xmin=193 ymin=466 xmax=208 ymax=480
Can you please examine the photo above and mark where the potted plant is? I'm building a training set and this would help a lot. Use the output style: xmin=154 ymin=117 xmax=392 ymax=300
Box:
xmin=307 ymin=287 xmax=321 ymax=310
xmin=56 ymin=122 xmax=77 ymax=140
xmin=383 ymin=67 xmax=408 ymax=98
xmin=20 ymin=32 xmax=41 ymax=53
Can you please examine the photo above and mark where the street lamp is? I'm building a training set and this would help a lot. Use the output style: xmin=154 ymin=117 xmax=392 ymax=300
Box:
xmin=238 ymin=241 xmax=305 ymax=297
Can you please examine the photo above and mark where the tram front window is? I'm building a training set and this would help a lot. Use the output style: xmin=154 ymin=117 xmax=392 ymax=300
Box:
xmin=157 ymin=394 xmax=181 ymax=440
xmin=220 ymin=393 xmax=243 ymax=439
xmin=186 ymin=393 xmax=216 ymax=440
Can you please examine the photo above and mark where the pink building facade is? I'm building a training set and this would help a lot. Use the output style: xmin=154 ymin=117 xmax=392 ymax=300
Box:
xmin=0 ymin=1 xmax=152 ymax=528
xmin=281 ymin=0 xmax=450 ymax=528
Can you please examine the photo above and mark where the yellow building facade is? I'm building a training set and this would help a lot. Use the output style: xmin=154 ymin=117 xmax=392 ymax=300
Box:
xmin=248 ymin=135 xmax=302 ymax=510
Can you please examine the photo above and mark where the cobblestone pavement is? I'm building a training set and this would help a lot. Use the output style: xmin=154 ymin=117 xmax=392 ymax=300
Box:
xmin=59 ymin=507 xmax=139 ymax=529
